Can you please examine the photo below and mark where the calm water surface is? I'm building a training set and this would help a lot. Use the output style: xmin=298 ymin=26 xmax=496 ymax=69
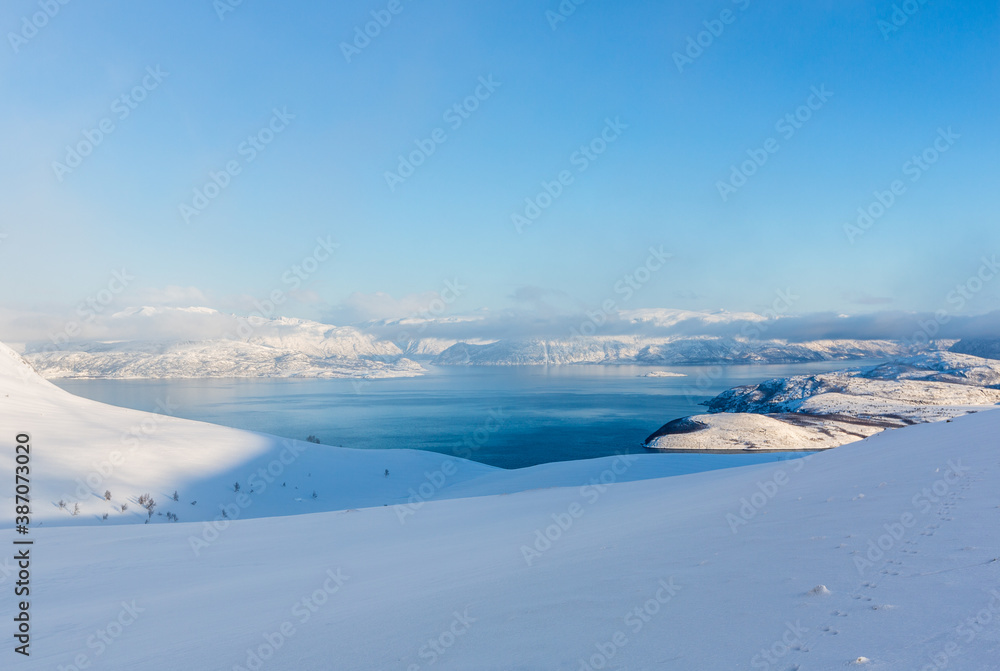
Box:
xmin=54 ymin=361 xmax=876 ymax=469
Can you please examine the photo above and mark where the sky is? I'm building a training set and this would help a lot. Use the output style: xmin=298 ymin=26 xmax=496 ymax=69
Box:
xmin=1 ymin=0 xmax=998 ymax=344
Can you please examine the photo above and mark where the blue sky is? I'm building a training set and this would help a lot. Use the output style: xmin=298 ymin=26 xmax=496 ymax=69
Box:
xmin=1 ymin=0 xmax=998 ymax=340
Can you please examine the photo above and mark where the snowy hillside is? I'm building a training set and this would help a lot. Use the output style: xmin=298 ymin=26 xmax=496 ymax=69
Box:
xmin=646 ymin=352 xmax=1000 ymax=452
xmin=3 ymin=335 xmax=999 ymax=669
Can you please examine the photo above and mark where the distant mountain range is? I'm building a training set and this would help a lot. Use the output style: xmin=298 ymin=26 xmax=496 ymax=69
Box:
xmin=16 ymin=305 xmax=973 ymax=379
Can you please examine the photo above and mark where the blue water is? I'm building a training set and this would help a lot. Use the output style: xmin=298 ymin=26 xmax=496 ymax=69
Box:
xmin=53 ymin=361 xmax=874 ymax=469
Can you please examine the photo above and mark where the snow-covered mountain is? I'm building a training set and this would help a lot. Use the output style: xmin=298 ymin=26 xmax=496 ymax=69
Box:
xmin=17 ymin=305 xmax=949 ymax=378
xmin=434 ymin=335 xmax=920 ymax=366
xmin=23 ymin=309 xmax=422 ymax=379
xmin=950 ymin=337 xmax=1000 ymax=360
xmin=646 ymin=352 xmax=1000 ymax=452
xmin=3 ymin=338 xmax=1000 ymax=669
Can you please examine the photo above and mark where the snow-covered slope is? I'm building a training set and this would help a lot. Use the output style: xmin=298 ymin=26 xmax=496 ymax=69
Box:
xmin=6 ymin=362 xmax=1000 ymax=669
xmin=646 ymin=352 xmax=1000 ymax=452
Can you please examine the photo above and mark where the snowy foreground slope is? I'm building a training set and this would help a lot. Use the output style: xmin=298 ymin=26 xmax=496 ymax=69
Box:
xmin=647 ymin=352 xmax=1000 ymax=452
xmin=4 ymin=389 xmax=1000 ymax=668
xmin=0 ymin=341 xmax=794 ymax=527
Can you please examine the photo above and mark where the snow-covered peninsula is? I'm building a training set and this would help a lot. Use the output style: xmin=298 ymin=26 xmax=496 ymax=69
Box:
xmin=645 ymin=351 xmax=1000 ymax=452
